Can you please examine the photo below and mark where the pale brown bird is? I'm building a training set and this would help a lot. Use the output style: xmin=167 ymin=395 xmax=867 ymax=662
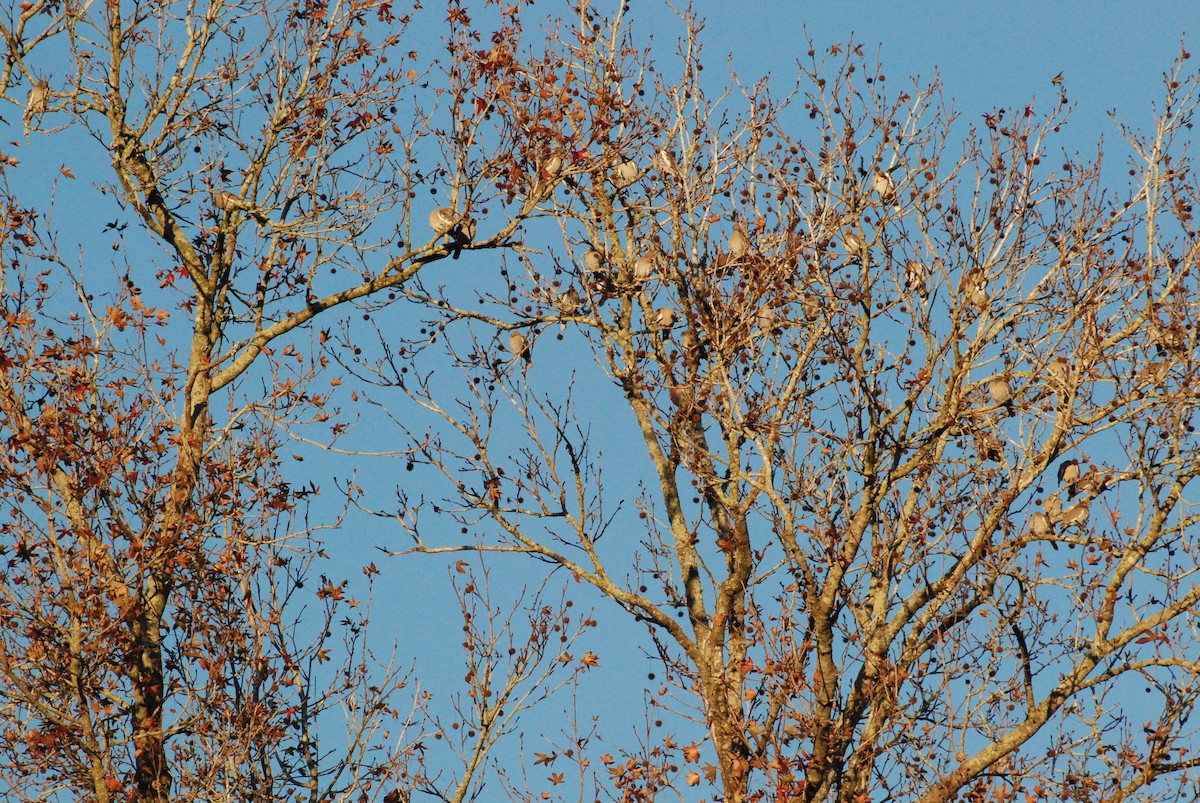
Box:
xmin=213 ymin=190 xmax=268 ymax=224
xmin=429 ymin=208 xmax=473 ymax=258
xmin=1136 ymin=360 xmax=1170 ymax=387
xmin=975 ymin=431 xmax=1003 ymax=463
xmin=633 ymin=254 xmax=657 ymax=284
xmin=969 ymin=283 xmax=989 ymax=311
xmin=558 ymin=287 xmax=581 ymax=316
xmin=542 ymin=154 xmax=564 ymax=178
xmin=429 ymin=206 xmax=457 ymax=236
xmin=23 ymin=80 xmax=48 ymax=135
xmin=213 ymin=189 xmax=244 ymax=211
xmin=1059 ymin=497 xmax=1091 ymax=528
xmin=756 ymin=305 xmax=777 ymax=333
xmin=988 ymin=375 xmax=1014 ymax=416
xmin=582 ymin=248 xmax=605 ymax=273
xmin=1029 ymin=511 xmax=1052 ymax=537
xmin=1058 ymin=458 xmax=1081 ymax=499
xmin=680 ymin=329 xmax=706 ymax=361
xmin=871 ymin=170 xmax=896 ymax=198
xmin=842 ymin=231 xmax=868 ymax=260
xmin=728 ymin=222 xmax=751 ymax=259
xmin=613 ymin=159 xmax=639 ymax=187
xmin=801 ymin=294 xmax=822 ymax=321
xmin=653 ymin=147 xmax=680 ymax=177
xmin=1076 ymin=467 xmax=1110 ymax=498
xmin=904 ymin=260 xmax=929 ymax=299
xmin=1047 ymin=356 xmax=1070 ymax=393
xmin=652 ymin=307 xmax=676 ymax=331
xmin=508 ymin=330 xmax=532 ymax=364
xmin=1043 ymin=493 xmax=1063 ymax=523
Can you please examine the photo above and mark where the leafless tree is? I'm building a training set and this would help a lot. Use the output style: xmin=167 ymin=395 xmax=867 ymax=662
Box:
xmin=352 ymin=5 xmax=1200 ymax=801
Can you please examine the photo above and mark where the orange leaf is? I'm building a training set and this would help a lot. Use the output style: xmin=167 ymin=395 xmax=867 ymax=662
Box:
xmin=685 ymin=771 xmax=700 ymax=786
xmin=579 ymin=651 xmax=599 ymax=668
xmin=60 ymin=165 xmax=75 ymax=178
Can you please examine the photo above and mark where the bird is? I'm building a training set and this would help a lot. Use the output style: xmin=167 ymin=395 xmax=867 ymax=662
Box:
xmin=904 ymin=261 xmax=929 ymax=299
xmin=652 ymin=307 xmax=676 ymax=331
xmin=1029 ymin=511 xmax=1052 ymax=537
xmin=756 ymin=305 xmax=777 ymax=333
xmin=1058 ymin=458 xmax=1081 ymax=499
xmin=429 ymin=206 xmax=457 ymax=236
xmin=582 ymin=248 xmax=605 ymax=272
xmin=1136 ymin=360 xmax=1170 ymax=387
xmin=213 ymin=189 xmax=244 ymax=211
xmin=23 ymin=79 xmax=49 ymax=135
xmin=728 ymin=222 xmax=750 ymax=259
xmin=653 ymin=147 xmax=680 ymax=177
xmin=988 ymin=375 xmax=1014 ymax=416
xmin=1059 ymin=497 xmax=1091 ymax=528
xmin=1076 ymin=467 xmax=1110 ymax=498
xmin=680 ymin=330 xmax=706 ymax=362
xmin=871 ymin=170 xmax=896 ymax=199
xmin=508 ymin=330 xmax=532 ymax=364
xmin=1043 ymin=493 xmax=1063 ymax=523
xmin=969 ymin=283 xmax=989 ymax=312
xmin=213 ymin=190 xmax=268 ymax=224
xmin=801 ymin=294 xmax=822 ymax=321
xmin=542 ymin=154 xmax=564 ymax=178
xmin=1047 ymin=356 xmax=1070 ymax=394
xmin=633 ymin=253 xmax=657 ymax=283
xmin=842 ymin=231 xmax=868 ymax=260
xmin=558 ymin=287 xmax=581 ymax=316
xmin=613 ymin=159 xmax=639 ymax=187
xmin=429 ymin=208 xmax=474 ymax=259
xmin=456 ymin=214 xmax=477 ymax=246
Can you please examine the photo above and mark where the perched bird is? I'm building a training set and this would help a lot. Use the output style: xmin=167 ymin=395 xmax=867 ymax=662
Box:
xmin=756 ymin=305 xmax=777 ymax=333
xmin=456 ymin=214 xmax=477 ymax=246
xmin=988 ymin=375 xmax=1014 ymax=416
xmin=213 ymin=189 xmax=245 ymax=211
xmin=613 ymin=159 xmax=639 ymax=187
xmin=653 ymin=147 xmax=680 ymax=177
xmin=871 ymin=170 xmax=896 ymax=199
xmin=1058 ymin=458 xmax=1081 ymax=499
xmin=633 ymin=253 xmax=657 ymax=284
xmin=680 ymin=329 xmax=706 ymax=362
xmin=582 ymin=247 xmax=605 ymax=272
xmin=728 ymin=222 xmax=751 ymax=259
xmin=1047 ymin=356 xmax=1070 ymax=393
xmin=652 ymin=307 xmax=676 ymax=331
xmin=213 ymin=189 xmax=268 ymax=224
xmin=975 ymin=431 xmax=1004 ymax=463
xmin=1137 ymin=360 xmax=1170 ymax=387
xmin=429 ymin=208 xmax=474 ymax=259
xmin=1029 ymin=511 xmax=1052 ymax=537
xmin=904 ymin=260 xmax=929 ymax=299
xmin=23 ymin=80 xmax=49 ymax=135
xmin=1148 ymin=316 xmax=1185 ymax=355
xmin=1043 ymin=493 xmax=1063 ymax=523
xmin=1076 ymin=467 xmax=1110 ymax=498
xmin=558 ymin=287 xmax=581 ymax=316
xmin=801 ymin=294 xmax=822 ymax=321
xmin=508 ymin=330 xmax=532 ymax=364
xmin=428 ymin=206 xmax=457 ymax=236
xmin=1059 ymin=497 xmax=1091 ymax=528
xmin=842 ymin=231 xmax=868 ymax=260
xmin=969 ymin=283 xmax=989 ymax=312
xmin=542 ymin=154 xmax=564 ymax=179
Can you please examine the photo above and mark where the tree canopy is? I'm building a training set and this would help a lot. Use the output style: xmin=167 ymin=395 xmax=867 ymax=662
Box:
xmin=2 ymin=2 xmax=1200 ymax=802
